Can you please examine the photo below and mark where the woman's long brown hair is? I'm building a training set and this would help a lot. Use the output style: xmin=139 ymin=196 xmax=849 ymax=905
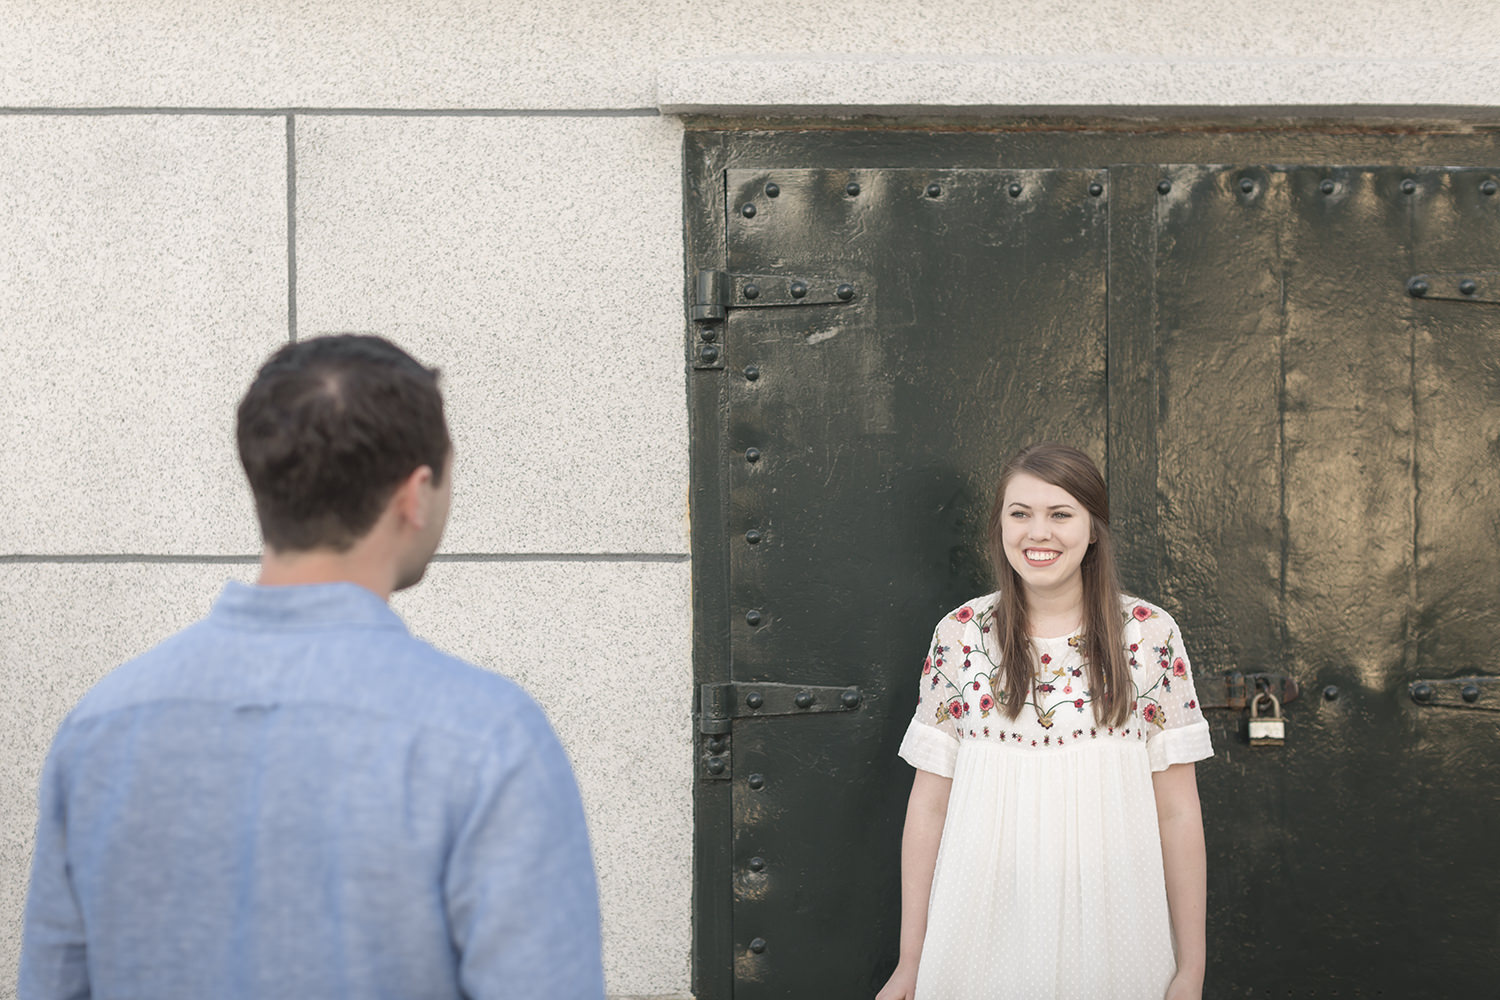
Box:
xmin=984 ymin=443 xmax=1131 ymax=727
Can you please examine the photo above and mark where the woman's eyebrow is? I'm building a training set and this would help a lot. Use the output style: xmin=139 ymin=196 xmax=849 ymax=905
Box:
xmin=1007 ymin=502 xmax=1075 ymax=510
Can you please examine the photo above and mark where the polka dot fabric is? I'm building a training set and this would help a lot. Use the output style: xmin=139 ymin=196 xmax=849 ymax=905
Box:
xmin=896 ymin=594 xmax=1213 ymax=999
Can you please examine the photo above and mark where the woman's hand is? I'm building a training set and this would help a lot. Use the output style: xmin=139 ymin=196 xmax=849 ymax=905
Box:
xmin=875 ymin=961 xmax=918 ymax=1000
xmin=1164 ymin=970 xmax=1203 ymax=1000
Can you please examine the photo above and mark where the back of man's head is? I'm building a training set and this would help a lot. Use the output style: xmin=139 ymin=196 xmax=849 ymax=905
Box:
xmin=236 ymin=334 xmax=451 ymax=553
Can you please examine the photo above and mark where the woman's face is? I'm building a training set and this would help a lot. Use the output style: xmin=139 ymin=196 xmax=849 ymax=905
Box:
xmin=1000 ymin=472 xmax=1094 ymax=598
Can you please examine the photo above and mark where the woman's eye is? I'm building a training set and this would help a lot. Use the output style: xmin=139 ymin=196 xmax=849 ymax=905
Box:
xmin=1010 ymin=511 xmax=1028 ymax=519
xmin=1053 ymin=512 xmax=1072 ymax=519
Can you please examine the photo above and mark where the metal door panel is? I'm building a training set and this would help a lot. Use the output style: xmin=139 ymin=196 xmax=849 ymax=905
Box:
xmin=720 ymin=168 xmax=1107 ymax=997
xmin=1147 ymin=165 xmax=1500 ymax=994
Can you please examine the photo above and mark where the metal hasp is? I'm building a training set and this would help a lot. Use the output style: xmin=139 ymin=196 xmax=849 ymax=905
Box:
xmin=698 ymin=682 xmax=864 ymax=735
xmin=1409 ymin=676 xmax=1500 ymax=711
xmin=1196 ymin=671 xmax=1301 ymax=710
xmin=1406 ymin=271 xmax=1500 ymax=303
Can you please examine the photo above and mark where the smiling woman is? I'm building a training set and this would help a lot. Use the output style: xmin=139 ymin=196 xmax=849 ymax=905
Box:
xmin=878 ymin=443 xmax=1213 ymax=1000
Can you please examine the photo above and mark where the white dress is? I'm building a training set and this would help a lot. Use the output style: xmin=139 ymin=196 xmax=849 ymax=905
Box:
xmin=898 ymin=594 xmax=1213 ymax=1000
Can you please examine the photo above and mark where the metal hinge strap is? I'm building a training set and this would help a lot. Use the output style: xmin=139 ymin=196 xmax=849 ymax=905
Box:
xmin=698 ymin=682 xmax=864 ymax=734
xmin=1410 ymin=676 xmax=1499 ymax=711
xmin=1407 ymin=271 xmax=1500 ymax=304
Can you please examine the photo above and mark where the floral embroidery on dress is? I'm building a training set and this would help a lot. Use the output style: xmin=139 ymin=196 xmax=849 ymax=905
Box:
xmin=909 ymin=595 xmax=1208 ymax=754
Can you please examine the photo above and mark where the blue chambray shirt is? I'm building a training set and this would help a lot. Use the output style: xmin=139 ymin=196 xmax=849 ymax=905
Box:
xmin=20 ymin=581 xmax=604 ymax=1000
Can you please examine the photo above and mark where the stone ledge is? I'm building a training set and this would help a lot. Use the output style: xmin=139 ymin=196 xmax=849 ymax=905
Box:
xmin=658 ymin=56 xmax=1500 ymax=121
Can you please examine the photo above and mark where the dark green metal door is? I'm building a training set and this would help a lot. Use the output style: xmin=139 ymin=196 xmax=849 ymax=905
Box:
xmin=688 ymin=157 xmax=1500 ymax=998
xmin=1122 ymin=164 xmax=1500 ymax=996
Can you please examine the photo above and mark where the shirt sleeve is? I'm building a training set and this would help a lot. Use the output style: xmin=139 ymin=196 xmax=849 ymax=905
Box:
xmin=897 ymin=613 xmax=966 ymax=778
xmin=1138 ymin=608 xmax=1215 ymax=772
xmin=19 ymin=729 xmax=92 ymax=1000
xmin=445 ymin=702 xmax=605 ymax=1000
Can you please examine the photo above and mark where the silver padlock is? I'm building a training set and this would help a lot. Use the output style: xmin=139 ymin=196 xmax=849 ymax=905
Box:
xmin=1248 ymin=691 xmax=1285 ymax=747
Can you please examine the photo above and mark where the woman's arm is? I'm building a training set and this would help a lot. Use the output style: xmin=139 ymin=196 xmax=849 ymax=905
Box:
xmin=875 ymin=769 xmax=952 ymax=1000
xmin=1153 ymin=762 xmax=1207 ymax=999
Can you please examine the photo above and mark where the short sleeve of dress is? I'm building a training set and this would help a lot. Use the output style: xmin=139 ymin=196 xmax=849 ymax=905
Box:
xmin=896 ymin=612 xmax=967 ymax=778
xmin=1134 ymin=604 xmax=1214 ymax=772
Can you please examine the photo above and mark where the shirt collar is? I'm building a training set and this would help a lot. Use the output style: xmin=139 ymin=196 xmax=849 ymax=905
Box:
xmin=209 ymin=580 xmax=409 ymax=633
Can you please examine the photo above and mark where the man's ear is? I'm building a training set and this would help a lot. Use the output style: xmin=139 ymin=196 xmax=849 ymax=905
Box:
xmin=390 ymin=465 xmax=436 ymax=529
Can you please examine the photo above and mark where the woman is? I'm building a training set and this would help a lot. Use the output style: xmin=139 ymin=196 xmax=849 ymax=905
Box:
xmin=877 ymin=443 xmax=1211 ymax=1000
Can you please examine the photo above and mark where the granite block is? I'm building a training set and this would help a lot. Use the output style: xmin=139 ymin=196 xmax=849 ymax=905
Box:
xmin=0 ymin=116 xmax=287 ymax=555
xmin=295 ymin=115 xmax=689 ymax=555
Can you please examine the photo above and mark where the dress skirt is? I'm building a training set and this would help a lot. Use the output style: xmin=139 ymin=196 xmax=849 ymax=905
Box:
xmin=913 ymin=740 xmax=1178 ymax=1000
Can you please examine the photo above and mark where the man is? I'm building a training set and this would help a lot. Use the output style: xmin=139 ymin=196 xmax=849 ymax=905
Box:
xmin=20 ymin=335 xmax=604 ymax=999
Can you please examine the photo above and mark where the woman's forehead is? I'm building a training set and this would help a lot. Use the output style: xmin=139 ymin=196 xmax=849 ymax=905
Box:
xmin=1003 ymin=472 xmax=1082 ymax=507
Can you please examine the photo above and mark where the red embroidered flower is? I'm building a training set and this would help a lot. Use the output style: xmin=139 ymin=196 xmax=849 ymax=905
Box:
xmin=1132 ymin=605 xmax=1151 ymax=621
xmin=1040 ymin=653 xmax=1051 ymax=665
xmin=1039 ymin=683 xmax=1055 ymax=693
xmin=973 ymin=680 xmax=982 ymax=690
xmin=980 ymin=694 xmax=995 ymax=712
xmin=1129 ymin=643 xmax=1139 ymax=652
xmin=948 ymin=699 xmax=962 ymax=719
xmin=1142 ymin=703 xmax=1160 ymax=723
xmin=1187 ymin=699 xmax=1198 ymax=709
xmin=962 ymin=645 xmax=971 ymax=654
xmin=1173 ymin=657 xmax=1187 ymax=677
xmin=956 ymin=606 xmax=974 ymax=623
xmin=923 ymin=656 xmax=932 ymax=674
xmin=1074 ymin=698 xmax=1085 ymax=709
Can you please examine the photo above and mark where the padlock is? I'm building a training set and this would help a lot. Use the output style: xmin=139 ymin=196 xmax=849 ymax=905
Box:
xmin=1248 ymin=691 xmax=1285 ymax=747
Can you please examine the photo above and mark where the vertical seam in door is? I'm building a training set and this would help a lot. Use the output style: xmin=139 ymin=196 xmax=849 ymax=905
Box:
xmin=1275 ymin=205 xmax=1290 ymax=655
xmin=1404 ymin=189 xmax=1420 ymax=672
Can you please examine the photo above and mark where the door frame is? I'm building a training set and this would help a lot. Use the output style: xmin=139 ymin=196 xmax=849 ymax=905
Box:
xmin=682 ymin=123 xmax=1500 ymax=1000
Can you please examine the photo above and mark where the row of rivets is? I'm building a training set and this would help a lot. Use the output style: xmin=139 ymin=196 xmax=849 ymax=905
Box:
xmin=740 ymin=280 xmax=854 ymax=302
xmin=744 ymin=176 xmax=1496 ymax=213
xmin=741 ymin=179 xmax=1110 ymax=208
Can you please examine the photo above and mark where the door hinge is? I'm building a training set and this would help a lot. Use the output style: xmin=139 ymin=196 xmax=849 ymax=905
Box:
xmin=698 ymin=681 xmax=864 ymax=735
xmin=688 ymin=268 xmax=859 ymax=369
xmin=1406 ymin=271 xmax=1500 ymax=304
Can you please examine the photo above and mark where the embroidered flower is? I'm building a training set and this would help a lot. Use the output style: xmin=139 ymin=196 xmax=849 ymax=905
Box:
xmin=923 ymin=656 xmax=932 ymax=674
xmin=1074 ymin=698 xmax=1085 ymax=709
xmin=955 ymin=606 xmax=974 ymax=623
xmin=972 ymin=680 xmax=982 ymax=690
xmin=1036 ymin=709 xmax=1056 ymax=729
xmin=1132 ymin=605 xmax=1152 ymax=622
xmin=979 ymin=694 xmax=995 ymax=712
xmin=1039 ymin=683 xmax=1055 ymax=693
xmin=1040 ymin=653 xmax=1051 ymax=665
xmin=948 ymin=699 xmax=963 ymax=720
xmin=1173 ymin=657 xmax=1187 ymax=677
xmin=1129 ymin=643 xmax=1139 ymax=652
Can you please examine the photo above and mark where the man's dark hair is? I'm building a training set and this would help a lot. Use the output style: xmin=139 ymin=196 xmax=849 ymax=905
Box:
xmin=236 ymin=334 xmax=451 ymax=553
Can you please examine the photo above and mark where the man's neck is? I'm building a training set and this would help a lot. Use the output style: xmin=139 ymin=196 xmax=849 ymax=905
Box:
xmin=257 ymin=548 xmax=395 ymax=602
